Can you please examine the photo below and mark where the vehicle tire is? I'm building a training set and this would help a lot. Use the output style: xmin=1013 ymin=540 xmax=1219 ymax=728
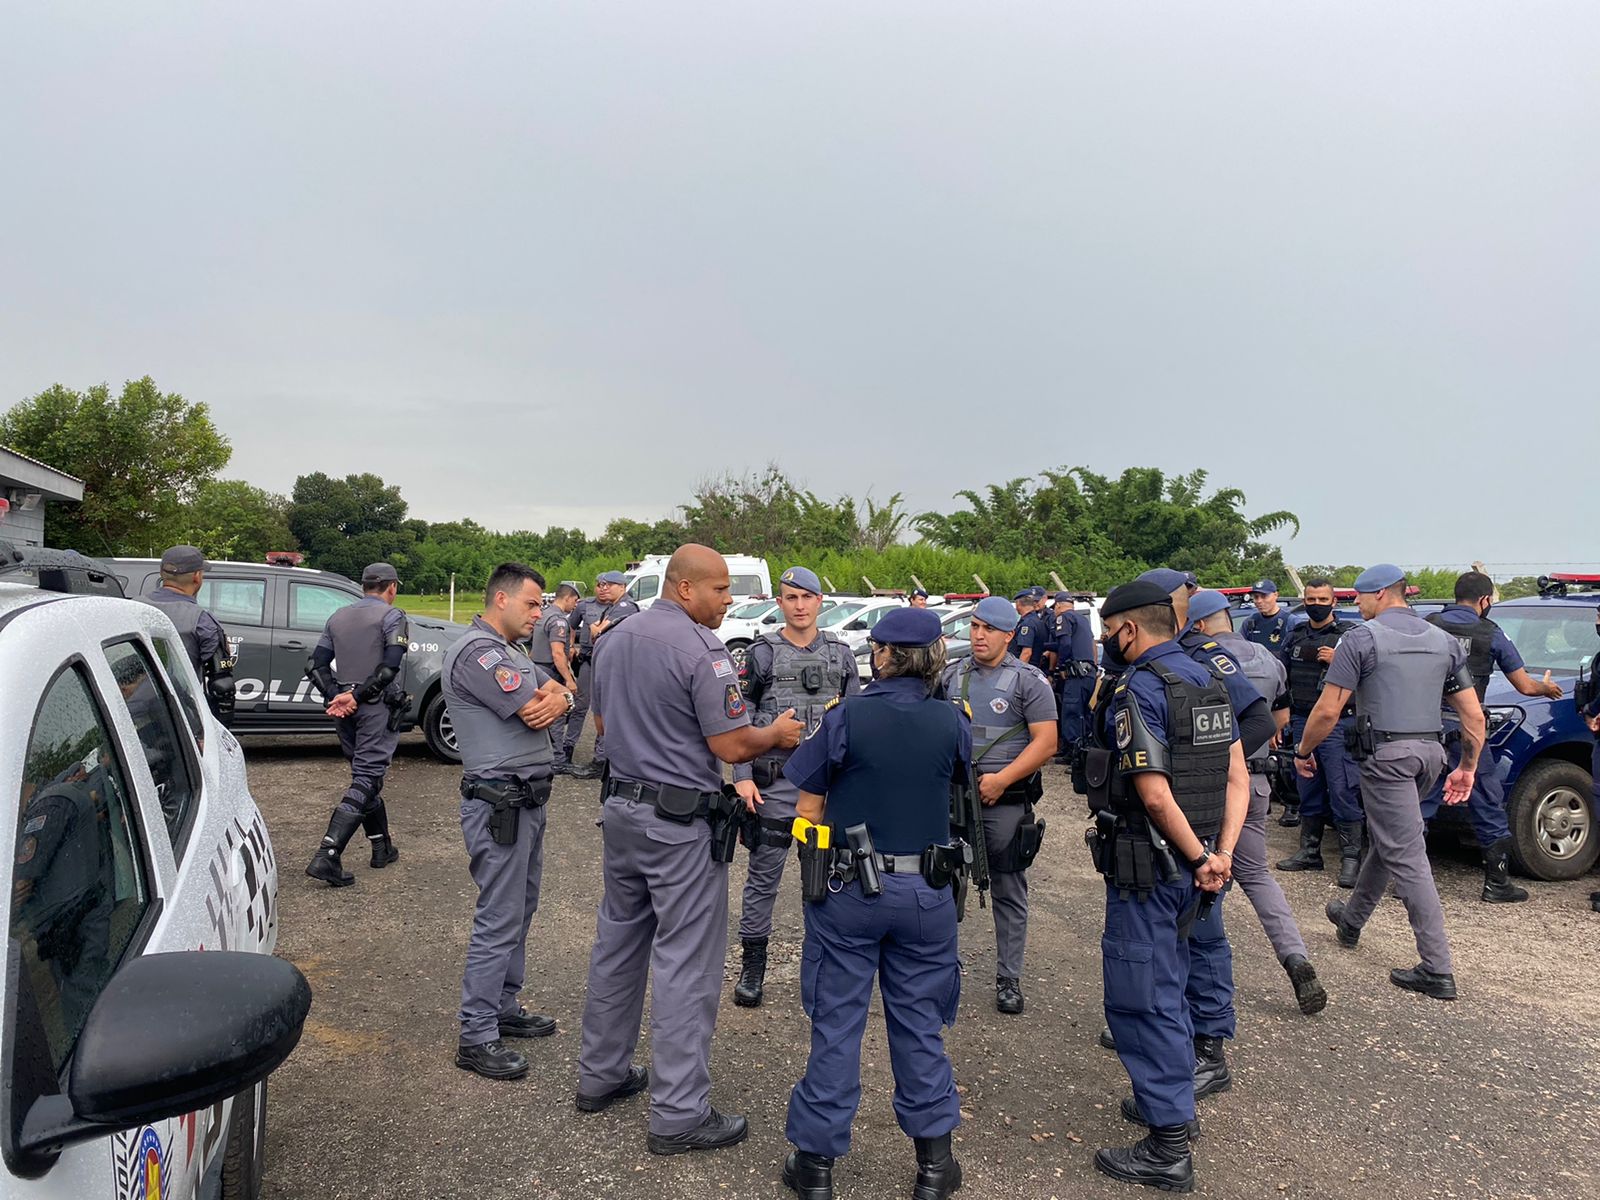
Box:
xmin=1505 ymin=759 xmax=1598 ymax=881
xmin=423 ymin=691 xmax=462 ymax=763
xmin=726 ymin=639 xmax=751 ymax=669
xmin=220 ymin=1081 xmax=267 ymax=1200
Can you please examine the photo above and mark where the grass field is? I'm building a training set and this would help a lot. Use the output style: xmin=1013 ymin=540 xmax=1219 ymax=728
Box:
xmin=396 ymin=593 xmax=464 ymax=621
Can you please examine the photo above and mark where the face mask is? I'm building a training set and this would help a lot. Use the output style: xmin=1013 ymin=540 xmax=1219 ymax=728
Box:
xmin=1303 ymin=603 xmax=1334 ymax=623
xmin=1481 ymin=602 xmax=1493 ymax=619
xmin=1100 ymin=629 xmax=1129 ymax=669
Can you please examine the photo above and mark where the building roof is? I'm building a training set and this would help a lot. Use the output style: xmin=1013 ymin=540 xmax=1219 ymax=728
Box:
xmin=0 ymin=445 xmax=86 ymax=501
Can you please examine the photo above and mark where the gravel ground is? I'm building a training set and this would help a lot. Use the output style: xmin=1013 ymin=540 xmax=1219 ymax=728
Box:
xmin=249 ymin=733 xmax=1600 ymax=1200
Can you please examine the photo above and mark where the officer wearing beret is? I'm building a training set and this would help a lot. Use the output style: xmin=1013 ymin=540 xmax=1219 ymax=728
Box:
xmin=781 ymin=605 xmax=971 ymax=1200
xmin=909 ymin=587 xmax=930 ymax=608
xmin=1297 ymin=564 xmax=1486 ymax=999
xmin=560 ymin=570 xmax=640 ymax=779
xmin=1050 ymin=590 xmax=1097 ymax=762
xmin=137 ymin=544 xmax=236 ymax=725
xmin=730 ymin=566 xmax=860 ymax=1008
xmin=1240 ymin=579 xmax=1292 ymax=650
xmin=443 ymin=564 xmax=576 ymax=1080
xmin=1276 ymin=578 xmax=1365 ymax=872
xmin=1187 ymin=591 xmax=1327 ymax=1015
xmin=938 ymin=595 xmax=1056 ymax=1016
xmin=1086 ymin=582 xmax=1248 ymax=1192
xmin=577 ymin=546 xmax=803 ymax=1155
xmin=304 ymin=562 xmax=410 ymax=886
xmin=1421 ymin=571 xmax=1562 ymax=903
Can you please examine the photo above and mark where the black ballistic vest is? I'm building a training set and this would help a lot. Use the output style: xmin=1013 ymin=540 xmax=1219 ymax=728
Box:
xmin=1426 ymin=611 xmax=1496 ymax=699
xmin=1283 ymin=619 xmax=1352 ymax=713
xmin=1114 ymin=660 xmax=1232 ymax=841
xmin=824 ymin=692 xmax=963 ymax=854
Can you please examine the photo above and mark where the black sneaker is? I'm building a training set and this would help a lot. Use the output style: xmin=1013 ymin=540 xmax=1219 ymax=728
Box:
xmin=646 ymin=1107 xmax=749 ymax=1156
xmin=576 ymin=1065 xmax=650 ymax=1113
xmin=499 ymin=1007 xmax=557 ymax=1039
xmin=455 ymin=1039 xmax=528 ymax=1081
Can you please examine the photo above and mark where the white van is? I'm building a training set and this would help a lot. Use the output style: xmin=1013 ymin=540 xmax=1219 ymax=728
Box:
xmin=624 ymin=554 xmax=772 ymax=610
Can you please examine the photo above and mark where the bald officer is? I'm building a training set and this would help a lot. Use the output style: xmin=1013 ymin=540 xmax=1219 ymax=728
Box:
xmin=939 ymin=595 xmax=1056 ymax=1016
xmin=1296 ymin=564 xmax=1485 ymax=1000
xmin=576 ymin=545 xmax=805 ymax=1155
xmin=731 ymin=566 xmax=859 ymax=1008
xmin=137 ymin=544 xmax=235 ymax=724
xmin=444 ymin=563 xmax=575 ymax=1080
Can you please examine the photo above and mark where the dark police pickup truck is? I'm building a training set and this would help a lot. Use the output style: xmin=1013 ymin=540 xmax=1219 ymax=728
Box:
xmin=113 ymin=558 xmax=469 ymax=762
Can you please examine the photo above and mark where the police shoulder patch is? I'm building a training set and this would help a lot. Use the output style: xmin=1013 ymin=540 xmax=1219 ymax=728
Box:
xmin=16 ymin=836 xmax=36 ymax=865
xmin=724 ymin=683 xmax=747 ymax=719
xmin=1114 ymin=706 xmax=1132 ymax=750
xmin=477 ymin=648 xmax=505 ymax=670
xmin=494 ymin=665 xmax=522 ymax=692
xmin=1211 ymin=654 xmax=1237 ymax=676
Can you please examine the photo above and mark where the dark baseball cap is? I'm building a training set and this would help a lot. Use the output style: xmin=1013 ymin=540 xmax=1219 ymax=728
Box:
xmin=159 ymin=545 xmax=207 ymax=573
xmin=361 ymin=562 xmax=400 ymax=586
xmin=596 ymin=570 xmax=628 ymax=586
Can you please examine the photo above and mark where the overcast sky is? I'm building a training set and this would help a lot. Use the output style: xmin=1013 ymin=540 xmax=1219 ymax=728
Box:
xmin=2 ymin=3 xmax=1596 ymax=575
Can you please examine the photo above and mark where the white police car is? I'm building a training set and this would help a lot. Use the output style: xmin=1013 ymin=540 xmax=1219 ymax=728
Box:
xmin=0 ymin=545 xmax=308 ymax=1200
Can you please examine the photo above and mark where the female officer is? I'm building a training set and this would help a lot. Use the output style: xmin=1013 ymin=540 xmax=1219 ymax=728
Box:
xmin=779 ymin=606 xmax=972 ymax=1200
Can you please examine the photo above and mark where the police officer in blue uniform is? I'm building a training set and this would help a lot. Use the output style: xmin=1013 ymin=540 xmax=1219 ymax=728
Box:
xmin=781 ymin=606 xmax=970 ymax=1200
xmin=730 ymin=566 xmax=860 ymax=1007
xmin=561 ymin=570 xmax=640 ymax=778
xmin=909 ymin=586 xmax=931 ymax=608
xmin=1086 ymin=582 xmax=1248 ymax=1192
xmin=1050 ymin=590 xmax=1097 ymax=761
xmin=1297 ymin=564 xmax=1484 ymax=999
xmin=304 ymin=562 xmax=410 ymax=886
xmin=1240 ymin=579 xmax=1292 ymax=650
xmin=940 ymin=596 xmax=1056 ymax=1015
xmin=136 ymin=544 xmax=236 ymax=725
xmin=1422 ymin=571 xmax=1563 ymax=903
xmin=1009 ymin=590 xmax=1044 ymax=666
xmin=444 ymin=564 xmax=576 ymax=1079
xmin=1276 ymin=578 xmax=1366 ymax=881
xmin=576 ymin=545 xmax=803 ymax=1155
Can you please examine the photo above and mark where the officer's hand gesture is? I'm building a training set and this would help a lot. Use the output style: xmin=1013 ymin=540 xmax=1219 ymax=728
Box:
xmin=326 ymin=692 xmax=358 ymax=719
xmin=734 ymin=779 xmax=762 ymax=813
xmin=1195 ymin=857 xmax=1229 ymax=892
xmin=1294 ymin=753 xmax=1316 ymax=778
xmin=977 ymin=773 xmax=1005 ymax=805
xmin=1442 ymin=766 xmax=1475 ymax=805
xmin=1541 ymin=670 xmax=1563 ymax=699
xmin=1316 ymin=646 xmax=1336 ymax=665
xmin=1587 ymin=713 xmax=1600 ymax=735
xmin=772 ymin=708 xmax=805 ymax=748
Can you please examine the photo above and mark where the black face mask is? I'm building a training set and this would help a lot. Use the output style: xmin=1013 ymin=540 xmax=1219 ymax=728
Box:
xmin=1303 ymin=603 xmax=1334 ymax=624
xmin=1100 ymin=629 xmax=1129 ymax=669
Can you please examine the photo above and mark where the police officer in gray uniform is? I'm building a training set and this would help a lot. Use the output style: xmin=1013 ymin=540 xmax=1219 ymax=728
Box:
xmin=137 ymin=544 xmax=236 ymax=724
xmin=939 ymin=595 xmax=1057 ymax=1016
xmin=562 ymin=570 xmax=640 ymax=778
xmin=731 ymin=566 xmax=859 ymax=1008
xmin=1188 ymin=591 xmax=1327 ymax=1015
xmin=529 ymin=583 xmax=580 ymax=692
xmin=444 ymin=563 xmax=577 ymax=1080
xmin=304 ymin=563 xmax=410 ymax=886
xmin=1295 ymin=564 xmax=1485 ymax=1000
xmin=576 ymin=545 xmax=804 ymax=1155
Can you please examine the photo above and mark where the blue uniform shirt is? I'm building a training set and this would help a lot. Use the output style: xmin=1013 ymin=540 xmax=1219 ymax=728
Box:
xmin=1119 ymin=641 xmax=1242 ymax=755
xmin=1179 ymin=631 xmax=1268 ymax=718
xmin=1240 ymin=607 xmax=1292 ymax=651
xmin=1432 ymin=604 xmax=1526 ymax=675
xmin=784 ymin=676 xmax=973 ymax=795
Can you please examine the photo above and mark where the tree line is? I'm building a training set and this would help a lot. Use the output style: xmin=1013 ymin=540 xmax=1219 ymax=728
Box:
xmin=2 ymin=376 xmax=1532 ymax=599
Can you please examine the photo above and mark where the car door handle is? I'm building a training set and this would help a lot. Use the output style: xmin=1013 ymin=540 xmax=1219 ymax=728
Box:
xmin=282 ymin=640 xmax=307 ymax=650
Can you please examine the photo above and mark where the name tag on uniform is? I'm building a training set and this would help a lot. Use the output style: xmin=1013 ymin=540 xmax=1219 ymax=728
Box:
xmin=1192 ymin=704 xmax=1233 ymax=745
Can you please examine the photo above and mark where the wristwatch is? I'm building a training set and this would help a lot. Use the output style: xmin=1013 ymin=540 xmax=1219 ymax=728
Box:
xmin=561 ymin=690 xmax=576 ymax=714
xmin=1293 ymin=746 xmax=1314 ymax=761
xmin=1187 ymin=848 xmax=1212 ymax=871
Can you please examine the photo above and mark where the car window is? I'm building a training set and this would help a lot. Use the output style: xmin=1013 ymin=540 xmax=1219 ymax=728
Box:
xmin=1491 ymin=608 xmax=1598 ymax=674
xmin=730 ymin=574 xmax=764 ymax=596
xmin=628 ymin=575 xmax=661 ymax=602
xmin=105 ymin=640 xmax=200 ymax=858
xmin=818 ymin=602 xmax=866 ymax=629
xmin=196 ymin=576 xmax=267 ymax=626
xmin=730 ymin=599 xmax=777 ymax=620
xmin=860 ymin=606 xmax=896 ymax=629
xmin=12 ymin=663 xmax=153 ymax=1074
xmin=944 ymin=613 xmax=973 ymax=641
xmin=148 ymin=630 xmax=207 ymax=743
xmin=290 ymin=581 xmax=358 ymax=632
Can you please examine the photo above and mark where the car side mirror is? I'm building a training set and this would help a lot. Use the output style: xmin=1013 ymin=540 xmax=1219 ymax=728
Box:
xmin=7 ymin=951 xmax=311 ymax=1176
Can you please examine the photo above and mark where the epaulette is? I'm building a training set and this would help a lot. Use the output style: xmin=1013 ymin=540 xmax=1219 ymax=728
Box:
xmin=824 ymin=696 xmax=842 ymax=712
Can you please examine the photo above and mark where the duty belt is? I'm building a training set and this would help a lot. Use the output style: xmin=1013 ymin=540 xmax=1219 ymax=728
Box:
xmin=1375 ymin=730 xmax=1442 ymax=743
xmin=604 ymin=777 xmax=720 ymax=820
xmin=1059 ymin=661 xmax=1096 ymax=678
xmin=828 ymin=849 xmax=927 ymax=875
xmin=461 ymin=776 xmax=551 ymax=807
xmin=1246 ymin=756 xmax=1271 ymax=775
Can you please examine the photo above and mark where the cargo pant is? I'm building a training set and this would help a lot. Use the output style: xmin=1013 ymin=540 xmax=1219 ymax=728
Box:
xmin=458 ymin=790 xmax=549 ymax=1045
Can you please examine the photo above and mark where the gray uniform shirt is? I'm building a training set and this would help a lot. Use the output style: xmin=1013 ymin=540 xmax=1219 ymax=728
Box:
xmin=940 ymin=656 xmax=1058 ymax=773
xmin=316 ymin=597 xmax=408 ymax=687
xmin=442 ymin=614 xmax=556 ymax=782
xmin=590 ymin=598 xmax=749 ymax=792
xmin=1324 ymin=607 xmax=1468 ymax=732
xmin=528 ymin=605 xmax=572 ymax=669
xmin=138 ymin=587 xmax=225 ymax=673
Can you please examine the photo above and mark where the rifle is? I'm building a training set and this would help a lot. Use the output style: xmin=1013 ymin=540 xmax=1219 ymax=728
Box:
xmin=949 ymin=762 xmax=989 ymax=919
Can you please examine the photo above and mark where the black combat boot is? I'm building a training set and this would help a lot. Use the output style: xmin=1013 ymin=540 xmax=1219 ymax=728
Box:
xmin=1099 ymin=1025 xmax=1117 ymax=1051
xmin=1277 ymin=800 xmax=1301 ymax=828
xmin=1276 ymin=815 xmax=1325 ymax=871
xmin=1480 ymin=838 xmax=1529 ymax=903
xmin=1282 ymin=953 xmax=1328 ymax=1015
xmin=569 ymin=760 xmax=603 ymax=781
xmin=306 ymin=808 xmax=364 ymax=886
xmin=995 ymin=975 xmax=1024 ymax=1015
xmin=1093 ymin=1124 xmax=1195 ymax=1192
xmin=912 ymin=1133 xmax=962 ymax=1200
xmin=1119 ymin=1096 xmax=1202 ymax=1140
xmin=363 ymin=801 xmax=400 ymax=868
xmin=1325 ymin=899 xmax=1361 ymax=948
xmin=782 ymin=1149 xmax=836 ymax=1200
xmin=1390 ymin=964 xmax=1457 ymax=1000
xmin=734 ymin=938 xmax=769 ymax=1007
xmin=1192 ymin=1035 xmax=1231 ymax=1099
xmin=1333 ymin=820 xmax=1364 ymax=888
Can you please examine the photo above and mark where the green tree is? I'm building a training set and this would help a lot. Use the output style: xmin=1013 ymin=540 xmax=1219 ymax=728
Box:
xmin=175 ymin=480 xmax=295 ymax=563
xmin=287 ymin=472 xmax=415 ymax=580
xmin=0 ymin=376 xmax=231 ymax=553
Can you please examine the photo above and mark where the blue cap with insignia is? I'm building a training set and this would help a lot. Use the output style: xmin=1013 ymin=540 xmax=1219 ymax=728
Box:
xmin=1187 ymin=589 xmax=1231 ymax=622
xmin=597 ymin=570 xmax=628 ymax=585
xmin=973 ymin=595 xmax=1021 ymax=633
xmin=1012 ymin=589 xmax=1032 ymax=602
xmin=870 ymin=606 xmax=944 ymax=646
xmin=1054 ymin=590 xmax=1073 ymax=604
xmin=779 ymin=566 xmax=823 ymax=596
xmin=1136 ymin=568 xmax=1188 ymax=595
xmin=911 ymin=586 xmax=929 ymax=598
xmin=1353 ymin=563 xmax=1406 ymax=593
xmin=1183 ymin=571 xmax=1199 ymax=588
xmin=1250 ymin=578 xmax=1278 ymax=595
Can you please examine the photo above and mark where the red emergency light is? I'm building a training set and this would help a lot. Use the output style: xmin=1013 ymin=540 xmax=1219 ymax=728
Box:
xmin=1549 ymin=572 xmax=1600 ymax=584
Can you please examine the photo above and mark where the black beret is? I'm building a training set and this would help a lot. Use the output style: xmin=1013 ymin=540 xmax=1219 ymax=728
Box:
xmin=1100 ymin=581 xmax=1176 ymax=621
